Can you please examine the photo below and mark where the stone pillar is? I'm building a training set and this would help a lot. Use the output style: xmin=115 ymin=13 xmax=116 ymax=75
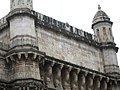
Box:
xmin=61 ymin=66 xmax=71 ymax=90
xmin=112 ymin=83 xmax=120 ymax=90
xmin=53 ymin=63 xmax=63 ymax=89
xmin=78 ymin=71 xmax=86 ymax=90
xmin=100 ymin=78 xmax=108 ymax=90
xmin=44 ymin=61 xmax=54 ymax=88
xmin=93 ymin=76 xmax=101 ymax=90
xmin=86 ymin=74 xmax=94 ymax=90
xmin=107 ymin=80 xmax=113 ymax=90
xmin=0 ymin=83 xmax=6 ymax=90
xmin=70 ymin=69 xmax=79 ymax=90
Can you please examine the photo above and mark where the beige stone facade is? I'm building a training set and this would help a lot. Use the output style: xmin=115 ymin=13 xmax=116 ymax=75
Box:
xmin=0 ymin=0 xmax=119 ymax=90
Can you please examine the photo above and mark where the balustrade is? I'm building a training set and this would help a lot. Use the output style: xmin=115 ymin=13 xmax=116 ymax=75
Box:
xmin=30 ymin=10 xmax=98 ymax=42
xmin=38 ymin=57 xmax=117 ymax=90
xmin=93 ymin=76 xmax=101 ymax=90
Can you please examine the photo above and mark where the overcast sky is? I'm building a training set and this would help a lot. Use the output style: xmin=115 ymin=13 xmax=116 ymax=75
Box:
xmin=0 ymin=0 xmax=120 ymax=66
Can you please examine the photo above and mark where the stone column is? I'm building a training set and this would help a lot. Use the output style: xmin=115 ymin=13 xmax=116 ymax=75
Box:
xmin=53 ymin=63 xmax=63 ymax=89
xmin=61 ymin=66 xmax=71 ymax=90
xmin=93 ymin=76 xmax=101 ymax=90
xmin=70 ymin=69 xmax=79 ymax=90
xmin=78 ymin=71 xmax=86 ymax=90
xmin=100 ymin=78 xmax=108 ymax=90
xmin=107 ymin=80 xmax=113 ymax=90
xmin=44 ymin=61 xmax=54 ymax=88
xmin=86 ymin=74 xmax=94 ymax=90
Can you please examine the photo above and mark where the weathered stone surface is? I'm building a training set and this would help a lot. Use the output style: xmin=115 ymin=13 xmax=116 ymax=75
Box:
xmin=0 ymin=0 xmax=119 ymax=90
xmin=37 ymin=27 xmax=104 ymax=72
xmin=10 ymin=0 xmax=33 ymax=11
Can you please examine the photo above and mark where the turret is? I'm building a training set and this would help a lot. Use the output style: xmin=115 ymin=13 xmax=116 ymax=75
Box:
xmin=5 ymin=0 xmax=44 ymax=83
xmin=10 ymin=0 xmax=33 ymax=11
xmin=9 ymin=0 xmax=37 ymax=50
xmin=92 ymin=5 xmax=114 ymax=43
xmin=92 ymin=5 xmax=119 ymax=76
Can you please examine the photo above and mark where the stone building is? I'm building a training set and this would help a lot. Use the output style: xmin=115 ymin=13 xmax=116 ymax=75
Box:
xmin=0 ymin=0 xmax=119 ymax=89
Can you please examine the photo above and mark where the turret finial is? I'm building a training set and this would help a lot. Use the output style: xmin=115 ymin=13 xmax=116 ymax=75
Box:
xmin=98 ymin=5 xmax=101 ymax=10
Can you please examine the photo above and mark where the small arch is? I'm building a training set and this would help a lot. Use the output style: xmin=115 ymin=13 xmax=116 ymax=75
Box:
xmin=109 ymin=28 xmax=112 ymax=36
xmin=96 ymin=29 xmax=99 ymax=36
xmin=103 ymin=27 xmax=107 ymax=36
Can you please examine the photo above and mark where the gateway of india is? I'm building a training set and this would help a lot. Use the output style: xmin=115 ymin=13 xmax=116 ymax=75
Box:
xmin=0 ymin=0 xmax=119 ymax=90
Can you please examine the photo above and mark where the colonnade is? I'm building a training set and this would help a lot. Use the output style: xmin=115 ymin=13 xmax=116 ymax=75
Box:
xmin=40 ymin=58 xmax=113 ymax=90
xmin=2 ymin=51 xmax=118 ymax=90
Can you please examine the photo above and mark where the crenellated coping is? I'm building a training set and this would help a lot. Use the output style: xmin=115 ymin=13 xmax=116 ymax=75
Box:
xmin=0 ymin=9 xmax=118 ymax=50
xmin=32 ymin=10 xmax=99 ymax=46
xmin=0 ymin=9 xmax=99 ymax=45
xmin=40 ymin=55 xmax=119 ymax=90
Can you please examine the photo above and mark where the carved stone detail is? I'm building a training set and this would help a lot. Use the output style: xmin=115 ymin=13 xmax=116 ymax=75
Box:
xmin=78 ymin=72 xmax=86 ymax=90
xmin=70 ymin=69 xmax=79 ymax=90
xmin=61 ymin=66 xmax=71 ymax=90
xmin=100 ymin=78 xmax=108 ymax=90
xmin=53 ymin=64 xmax=62 ymax=88
xmin=86 ymin=74 xmax=94 ymax=90
xmin=44 ymin=61 xmax=54 ymax=88
xmin=93 ymin=76 xmax=101 ymax=90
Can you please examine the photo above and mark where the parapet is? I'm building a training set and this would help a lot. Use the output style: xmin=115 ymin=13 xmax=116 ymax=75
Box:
xmin=0 ymin=9 xmax=118 ymax=51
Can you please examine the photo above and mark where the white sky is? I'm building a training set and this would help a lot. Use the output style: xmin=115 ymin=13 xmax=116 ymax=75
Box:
xmin=0 ymin=0 xmax=120 ymax=66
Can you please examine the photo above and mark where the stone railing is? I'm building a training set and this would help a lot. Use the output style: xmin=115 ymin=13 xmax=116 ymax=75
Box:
xmin=1 ymin=9 xmax=118 ymax=48
xmin=39 ymin=55 xmax=118 ymax=90
xmin=31 ymin=10 xmax=98 ymax=42
xmin=6 ymin=9 xmax=98 ymax=43
xmin=0 ymin=9 xmax=99 ymax=45
xmin=4 ymin=50 xmax=119 ymax=90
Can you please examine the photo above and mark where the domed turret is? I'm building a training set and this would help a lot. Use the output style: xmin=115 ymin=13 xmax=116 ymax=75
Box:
xmin=92 ymin=5 xmax=112 ymax=25
xmin=92 ymin=5 xmax=119 ymax=76
xmin=92 ymin=5 xmax=114 ymax=43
